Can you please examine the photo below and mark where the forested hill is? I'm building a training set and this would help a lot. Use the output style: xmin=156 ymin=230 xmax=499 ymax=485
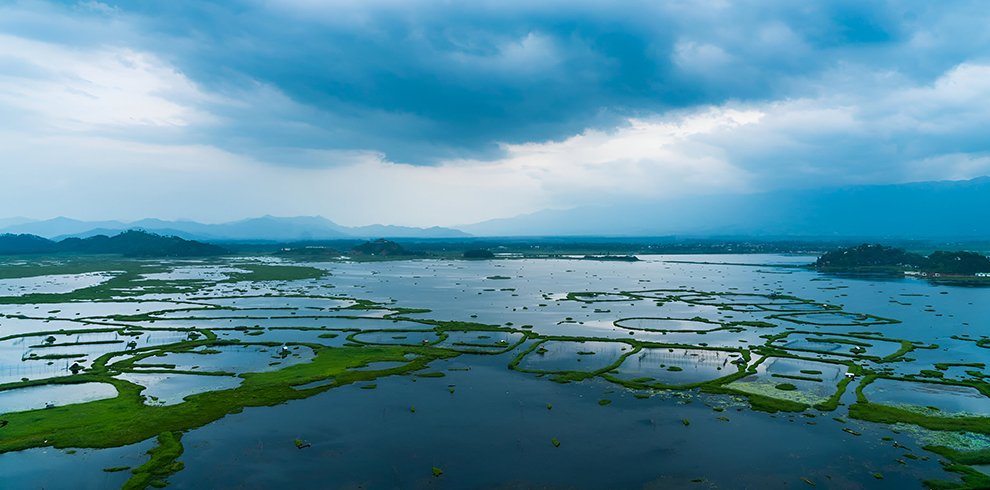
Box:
xmin=815 ymin=244 xmax=990 ymax=274
xmin=0 ymin=230 xmax=226 ymax=257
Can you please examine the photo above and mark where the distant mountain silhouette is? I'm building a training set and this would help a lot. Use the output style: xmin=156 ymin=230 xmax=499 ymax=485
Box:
xmin=4 ymin=217 xmax=130 ymax=238
xmin=0 ymin=215 xmax=470 ymax=241
xmin=0 ymin=230 xmax=226 ymax=257
xmin=0 ymin=217 xmax=34 ymax=229
xmin=7 ymin=178 xmax=990 ymax=240
xmin=460 ymin=177 xmax=990 ymax=238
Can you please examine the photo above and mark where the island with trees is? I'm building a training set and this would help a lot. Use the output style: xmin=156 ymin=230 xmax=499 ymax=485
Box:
xmin=350 ymin=238 xmax=425 ymax=258
xmin=815 ymin=244 xmax=990 ymax=283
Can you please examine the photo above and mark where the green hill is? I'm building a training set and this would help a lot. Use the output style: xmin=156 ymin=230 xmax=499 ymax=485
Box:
xmin=0 ymin=230 xmax=226 ymax=257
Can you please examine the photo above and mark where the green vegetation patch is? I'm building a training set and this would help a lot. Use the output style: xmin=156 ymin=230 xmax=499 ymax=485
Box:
xmin=122 ymin=431 xmax=185 ymax=490
xmin=850 ymin=390 xmax=990 ymax=435
xmin=223 ymin=264 xmax=327 ymax=282
xmin=769 ymin=311 xmax=900 ymax=327
xmin=0 ymin=344 xmax=458 ymax=454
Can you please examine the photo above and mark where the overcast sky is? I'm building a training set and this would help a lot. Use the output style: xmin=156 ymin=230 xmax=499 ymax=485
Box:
xmin=2 ymin=0 xmax=989 ymax=226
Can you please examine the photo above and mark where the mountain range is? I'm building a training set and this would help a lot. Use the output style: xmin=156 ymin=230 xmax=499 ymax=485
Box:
xmin=3 ymin=177 xmax=990 ymax=240
xmin=0 ymin=230 xmax=225 ymax=257
xmin=0 ymin=216 xmax=469 ymax=241
xmin=459 ymin=177 xmax=990 ymax=239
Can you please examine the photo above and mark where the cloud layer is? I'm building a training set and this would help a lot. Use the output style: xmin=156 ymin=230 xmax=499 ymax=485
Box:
xmin=1 ymin=1 xmax=989 ymax=225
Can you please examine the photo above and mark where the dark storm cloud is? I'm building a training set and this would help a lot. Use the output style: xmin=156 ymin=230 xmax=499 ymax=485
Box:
xmin=3 ymin=0 xmax=990 ymax=166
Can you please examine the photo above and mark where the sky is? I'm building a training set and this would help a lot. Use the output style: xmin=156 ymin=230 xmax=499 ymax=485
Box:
xmin=2 ymin=0 xmax=990 ymax=227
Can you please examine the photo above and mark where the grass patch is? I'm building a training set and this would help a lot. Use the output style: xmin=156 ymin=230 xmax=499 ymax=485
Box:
xmin=0 ymin=344 xmax=458 ymax=454
xmin=122 ymin=431 xmax=184 ymax=490
xmin=223 ymin=264 xmax=327 ymax=282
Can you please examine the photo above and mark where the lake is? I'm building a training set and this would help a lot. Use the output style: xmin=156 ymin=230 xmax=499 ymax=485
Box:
xmin=0 ymin=254 xmax=987 ymax=489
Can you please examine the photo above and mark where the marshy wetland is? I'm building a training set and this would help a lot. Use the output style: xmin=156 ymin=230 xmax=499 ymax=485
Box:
xmin=0 ymin=254 xmax=988 ymax=489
